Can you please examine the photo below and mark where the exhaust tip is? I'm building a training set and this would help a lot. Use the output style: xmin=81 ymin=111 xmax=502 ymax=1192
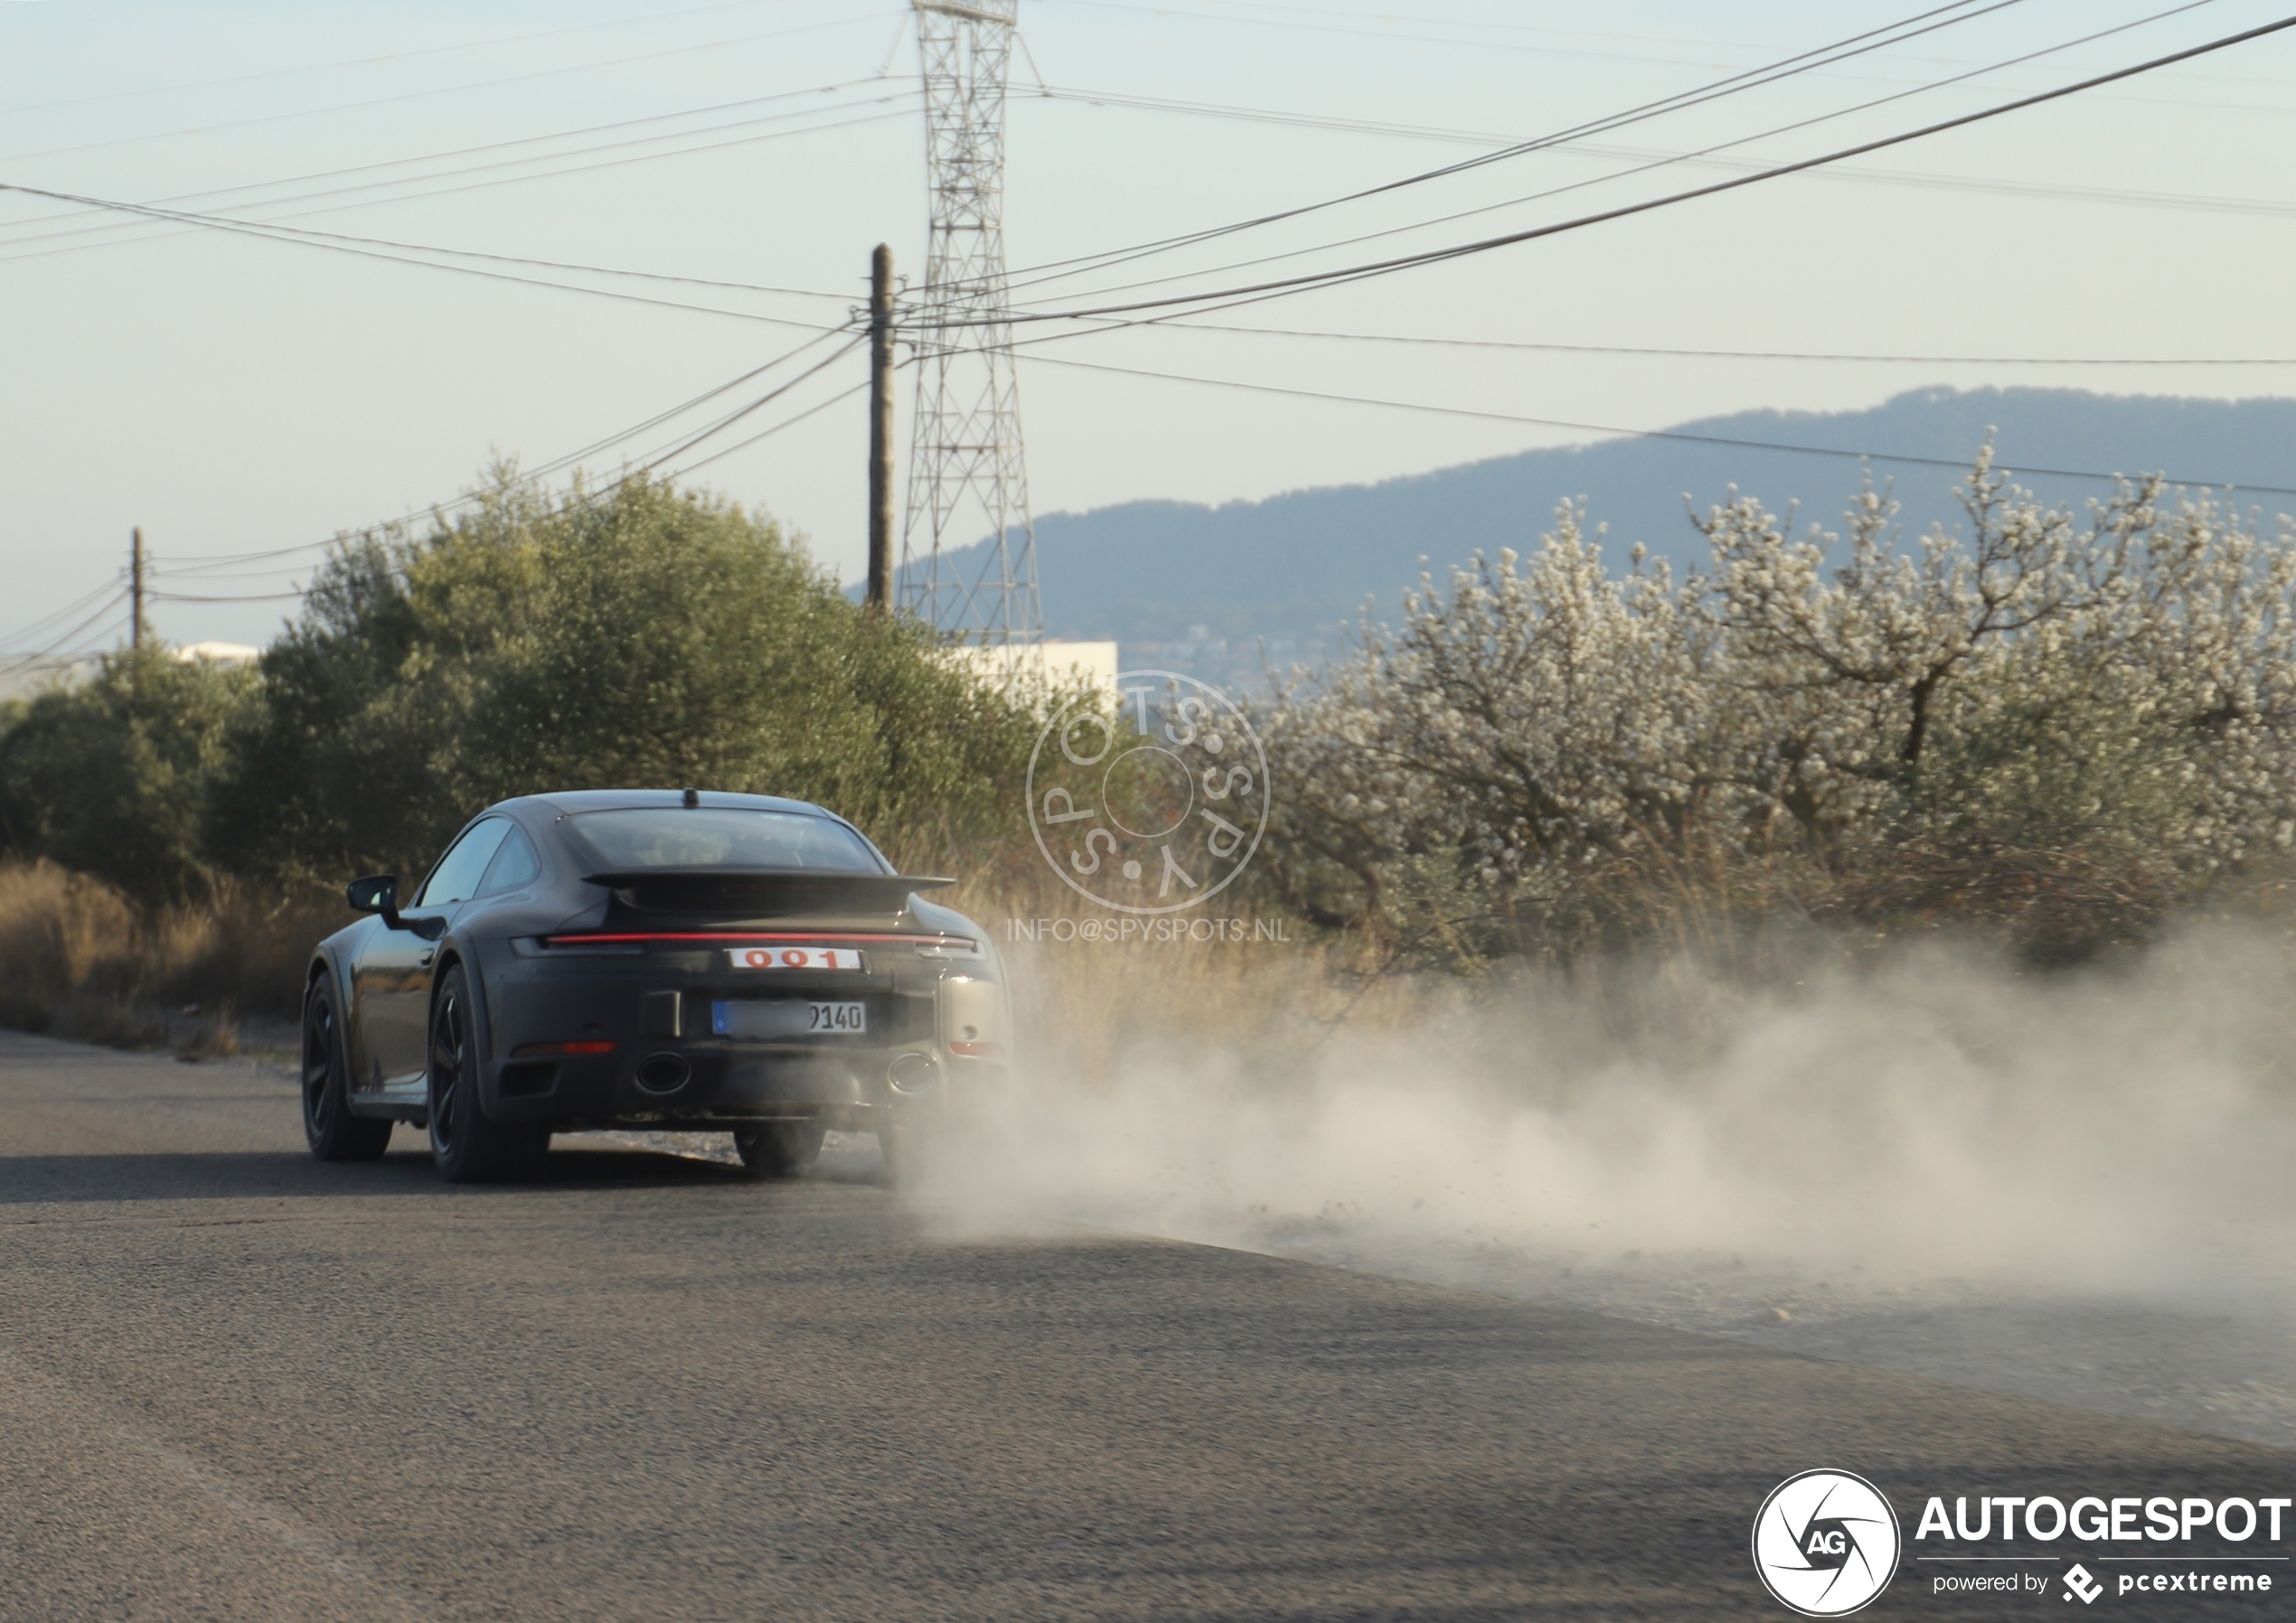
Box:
xmin=635 ymin=1052 xmax=692 ymax=1094
xmin=887 ymin=1051 xmax=940 ymax=1096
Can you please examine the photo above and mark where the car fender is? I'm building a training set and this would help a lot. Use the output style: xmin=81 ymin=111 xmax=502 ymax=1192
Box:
xmin=308 ymin=919 xmax=375 ymax=1074
xmin=428 ymin=933 xmax=513 ymax=1115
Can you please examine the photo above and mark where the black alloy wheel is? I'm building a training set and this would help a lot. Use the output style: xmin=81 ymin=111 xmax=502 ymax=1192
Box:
xmin=732 ymin=1121 xmax=826 ymax=1179
xmin=303 ymin=971 xmax=391 ymax=1162
xmin=427 ymin=963 xmax=548 ymax=1183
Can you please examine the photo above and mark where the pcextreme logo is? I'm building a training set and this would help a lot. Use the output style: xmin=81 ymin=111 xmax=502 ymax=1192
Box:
xmin=1752 ymin=1470 xmax=1903 ymax=1617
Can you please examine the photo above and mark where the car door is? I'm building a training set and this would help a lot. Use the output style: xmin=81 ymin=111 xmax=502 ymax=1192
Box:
xmin=353 ymin=818 xmax=513 ymax=1094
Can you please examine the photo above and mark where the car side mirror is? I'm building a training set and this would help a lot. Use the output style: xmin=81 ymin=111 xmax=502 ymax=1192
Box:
xmin=346 ymin=874 xmax=408 ymax=930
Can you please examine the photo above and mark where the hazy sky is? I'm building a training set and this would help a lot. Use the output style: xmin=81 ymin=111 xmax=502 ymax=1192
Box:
xmin=4 ymin=0 xmax=2294 ymax=652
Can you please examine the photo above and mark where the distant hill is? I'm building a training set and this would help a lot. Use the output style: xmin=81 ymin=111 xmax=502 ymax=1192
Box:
xmin=921 ymin=386 xmax=2296 ymax=683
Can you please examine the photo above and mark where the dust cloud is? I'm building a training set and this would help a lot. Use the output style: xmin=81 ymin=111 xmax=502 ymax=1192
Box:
xmin=908 ymin=929 xmax=2296 ymax=1444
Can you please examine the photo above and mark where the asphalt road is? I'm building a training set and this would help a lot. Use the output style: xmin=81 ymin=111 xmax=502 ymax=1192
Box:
xmin=1 ymin=1029 xmax=2289 ymax=1622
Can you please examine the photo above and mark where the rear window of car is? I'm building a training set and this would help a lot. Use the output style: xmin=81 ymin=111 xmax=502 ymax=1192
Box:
xmin=566 ymin=808 xmax=884 ymax=873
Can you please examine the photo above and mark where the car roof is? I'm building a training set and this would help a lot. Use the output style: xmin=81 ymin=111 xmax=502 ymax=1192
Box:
xmin=494 ymin=789 xmax=839 ymax=820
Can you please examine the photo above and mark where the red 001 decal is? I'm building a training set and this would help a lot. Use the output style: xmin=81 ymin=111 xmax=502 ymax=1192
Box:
xmin=727 ymin=947 xmax=861 ymax=971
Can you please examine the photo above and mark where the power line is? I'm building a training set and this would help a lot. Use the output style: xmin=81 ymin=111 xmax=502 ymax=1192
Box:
xmin=1015 ymin=349 xmax=2296 ymax=497
xmin=0 ymin=181 xmax=857 ymax=332
xmin=968 ymin=11 xmax=2296 ymax=325
xmin=128 ymin=378 xmax=878 ymax=623
xmin=662 ymin=376 xmax=878 ymax=478
xmin=0 ymin=86 xmax=915 ymax=268
xmin=143 ymin=330 xmax=863 ymax=601
xmin=619 ymin=335 xmax=871 ymax=473
xmin=1002 ymin=0 xmax=2033 ymax=293
xmin=0 ymin=99 xmax=918 ymax=273
xmin=0 ymin=620 xmax=133 ymax=684
xmin=1059 ymin=0 xmax=2288 ymax=99
xmin=0 ymin=594 xmax=133 ymax=679
xmin=462 ymin=327 xmax=865 ymax=481
xmin=0 ymin=575 xmax=128 ymax=650
xmin=0 ymin=0 xmax=819 ymax=115
xmin=1111 ymin=319 xmax=2296 ymax=367
xmin=1023 ymin=84 xmax=1506 ymax=146
xmin=1020 ymin=0 xmax=2225 ymax=309
xmin=0 ymin=183 xmax=858 ymax=302
xmin=0 ymin=75 xmax=909 ymax=276
xmin=142 ymin=566 xmax=327 ymax=583
xmin=141 ymin=376 xmax=876 ymax=613
xmin=14 ymin=332 xmax=873 ymax=647
xmin=0 ymin=11 xmax=900 ymax=166
xmin=1023 ymin=67 xmax=2296 ymax=230
xmin=0 ymin=105 xmax=917 ymax=270
xmin=1048 ymin=0 xmax=2028 ymax=78
xmin=99 ymin=216 xmax=850 ymax=305
xmin=149 ymin=328 xmax=865 ymax=582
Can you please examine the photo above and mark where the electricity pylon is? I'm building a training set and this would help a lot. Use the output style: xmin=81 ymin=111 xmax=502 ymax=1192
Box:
xmin=899 ymin=0 xmax=1043 ymax=666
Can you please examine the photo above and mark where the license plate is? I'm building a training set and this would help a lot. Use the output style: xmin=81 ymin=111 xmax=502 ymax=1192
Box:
xmin=726 ymin=946 xmax=866 ymax=972
xmin=711 ymin=1000 xmax=869 ymax=1039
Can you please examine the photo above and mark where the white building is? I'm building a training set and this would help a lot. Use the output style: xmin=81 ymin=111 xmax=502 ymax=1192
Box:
xmin=945 ymin=639 xmax=1120 ymax=709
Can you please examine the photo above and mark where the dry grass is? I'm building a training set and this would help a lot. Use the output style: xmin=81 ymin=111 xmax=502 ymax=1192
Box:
xmin=20 ymin=840 xmax=2272 ymax=1068
xmin=0 ymin=849 xmax=1388 ymax=1068
xmin=0 ymin=861 xmax=351 ymax=1051
xmin=943 ymin=859 xmax=1436 ymax=1084
xmin=0 ymin=852 xmax=1382 ymax=1066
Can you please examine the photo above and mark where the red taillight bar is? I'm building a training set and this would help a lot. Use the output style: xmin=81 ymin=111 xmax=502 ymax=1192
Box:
xmin=542 ymin=932 xmax=971 ymax=947
xmin=512 ymin=1039 xmax=616 ymax=1056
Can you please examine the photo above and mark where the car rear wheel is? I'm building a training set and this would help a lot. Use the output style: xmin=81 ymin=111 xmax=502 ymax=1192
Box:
xmin=303 ymin=971 xmax=391 ymax=1162
xmin=732 ymin=1121 xmax=825 ymax=1179
xmin=428 ymin=964 xmax=548 ymax=1183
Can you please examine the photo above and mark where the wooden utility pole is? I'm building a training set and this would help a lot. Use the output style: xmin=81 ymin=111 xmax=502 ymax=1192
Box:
xmin=866 ymin=243 xmax=896 ymax=614
xmin=130 ymin=527 xmax=146 ymax=651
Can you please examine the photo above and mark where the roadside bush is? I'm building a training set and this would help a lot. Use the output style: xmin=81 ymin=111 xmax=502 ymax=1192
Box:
xmin=0 ymin=647 xmax=256 ymax=902
xmin=204 ymin=467 xmax=1041 ymax=886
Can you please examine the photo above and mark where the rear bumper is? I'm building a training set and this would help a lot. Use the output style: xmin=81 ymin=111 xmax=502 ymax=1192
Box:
xmin=475 ymin=960 xmax=1005 ymax=1130
xmin=484 ymin=1044 xmax=995 ymax=1130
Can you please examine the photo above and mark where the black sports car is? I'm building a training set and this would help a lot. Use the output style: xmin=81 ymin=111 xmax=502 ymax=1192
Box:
xmin=300 ymin=789 xmax=1008 ymax=1182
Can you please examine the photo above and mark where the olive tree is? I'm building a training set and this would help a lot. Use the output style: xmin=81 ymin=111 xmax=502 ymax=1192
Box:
xmin=208 ymin=468 xmax=1040 ymax=885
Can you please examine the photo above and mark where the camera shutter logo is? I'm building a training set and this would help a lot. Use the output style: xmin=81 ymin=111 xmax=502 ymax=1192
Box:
xmin=1027 ymin=671 xmax=1270 ymax=915
xmin=1751 ymin=1469 xmax=1901 ymax=1617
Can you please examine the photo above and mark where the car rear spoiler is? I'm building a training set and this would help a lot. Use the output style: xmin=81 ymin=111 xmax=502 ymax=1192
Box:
xmin=584 ymin=868 xmax=955 ymax=916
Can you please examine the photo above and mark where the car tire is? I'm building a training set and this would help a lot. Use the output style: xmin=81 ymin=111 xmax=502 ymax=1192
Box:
xmin=303 ymin=971 xmax=391 ymax=1163
xmin=428 ymin=963 xmax=548 ymax=1183
xmin=732 ymin=1121 xmax=825 ymax=1179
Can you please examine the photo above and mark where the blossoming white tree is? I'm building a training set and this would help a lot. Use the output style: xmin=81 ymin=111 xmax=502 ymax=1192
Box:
xmin=1260 ymin=451 xmax=2296 ymax=960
